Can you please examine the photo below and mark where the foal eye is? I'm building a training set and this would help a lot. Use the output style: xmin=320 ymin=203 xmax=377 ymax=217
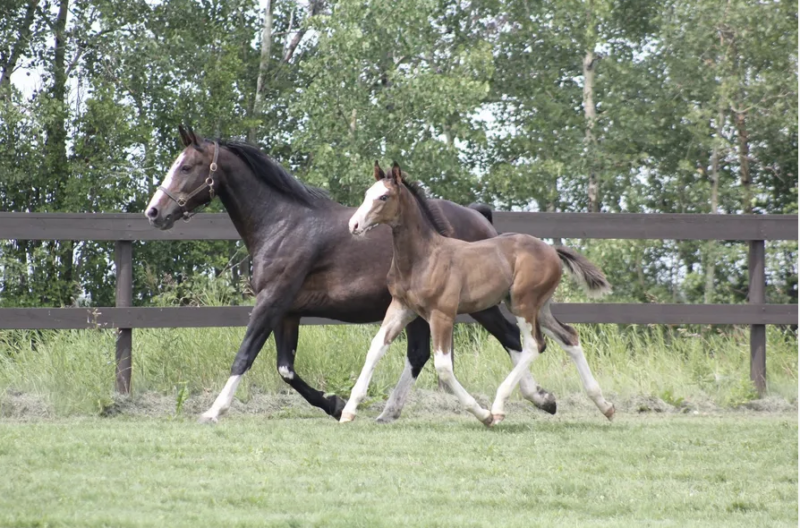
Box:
xmin=379 ymin=195 xmax=389 ymax=201
xmin=180 ymin=165 xmax=190 ymax=173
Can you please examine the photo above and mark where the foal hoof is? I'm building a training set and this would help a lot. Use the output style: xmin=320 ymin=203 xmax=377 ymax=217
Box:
xmin=490 ymin=413 xmax=506 ymax=427
xmin=479 ymin=411 xmax=494 ymax=428
xmin=197 ymin=414 xmax=218 ymax=425
xmin=604 ymin=404 xmax=616 ymax=421
xmin=339 ymin=412 xmax=356 ymax=423
xmin=375 ymin=410 xmax=400 ymax=424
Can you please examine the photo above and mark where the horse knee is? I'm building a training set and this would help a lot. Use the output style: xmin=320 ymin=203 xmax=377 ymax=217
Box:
xmin=433 ymin=353 xmax=453 ymax=381
xmin=277 ymin=365 xmax=295 ymax=382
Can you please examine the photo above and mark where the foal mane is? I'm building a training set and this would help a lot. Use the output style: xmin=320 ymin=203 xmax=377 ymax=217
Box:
xmin=219 ymin=140 xmax=329 ymax=207
xmin=398 ymin=176 xmax=454 ymax=237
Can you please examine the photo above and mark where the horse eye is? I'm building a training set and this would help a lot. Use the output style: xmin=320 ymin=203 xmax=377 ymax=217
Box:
xmin=379 ymin=195 xmax=389 ymax=202
xmin=180 ymin=165 xmax=190 ymax=173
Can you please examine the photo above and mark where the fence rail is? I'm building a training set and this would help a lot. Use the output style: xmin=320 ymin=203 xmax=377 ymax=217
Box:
xmin=0 ymin=212 xmax=796 ymax=395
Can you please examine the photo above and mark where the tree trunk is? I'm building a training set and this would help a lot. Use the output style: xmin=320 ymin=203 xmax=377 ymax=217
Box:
xmin=248 ymin=0 xmax=273 ymax=144
xmin=0 ymin=0 xmax=40 ymax=90
xmin=582 ymin=4 xmax=599 ymax=213
xmin=704 ymin=107 xmax=724 ymax=304
xmin=735 ymin=110 xmax=752 ymax=214
xmin=45 ymin=0 xmax=72 ymax=305
xmin=283 ymin=0 xmax=323 ymax=63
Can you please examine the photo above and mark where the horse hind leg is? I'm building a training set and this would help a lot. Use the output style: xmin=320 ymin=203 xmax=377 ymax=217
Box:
xmin=538 ymin=302 xmax=615 ymax=420
xmin=469 ymin=307 xmax=557 ymax=415
xmin=490 ymin=310 xmax=544 ymax=425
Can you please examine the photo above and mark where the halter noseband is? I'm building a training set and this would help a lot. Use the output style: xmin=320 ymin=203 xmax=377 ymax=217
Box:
xmin=158 ymin=140 xmax=219 ymax=221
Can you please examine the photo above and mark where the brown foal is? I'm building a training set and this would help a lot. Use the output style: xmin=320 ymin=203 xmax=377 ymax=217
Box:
xmin=341 ymin=162 xmax=615 ymax=426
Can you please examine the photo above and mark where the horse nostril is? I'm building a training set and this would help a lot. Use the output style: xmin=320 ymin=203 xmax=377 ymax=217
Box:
xmin=146 ymin=207 xmax=158 ymax=219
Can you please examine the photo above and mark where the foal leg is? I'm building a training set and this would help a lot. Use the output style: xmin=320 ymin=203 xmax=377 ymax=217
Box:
xmin=430 ymin=310 xmax=492 ymax=426
xmin=340 ymin=300 xmax=417 ymax=423
xmin=470 ymin=307 xmax=557 ymax=415
xmin=539 ymin=303 xmax=615 ymax=420
xmin=376 ymin=317 xmax=430 ymax=423
xmin=275 ymin=316 xmax=346 ymax=419
xmin=490 ymin=313 xmax=544 ymax=425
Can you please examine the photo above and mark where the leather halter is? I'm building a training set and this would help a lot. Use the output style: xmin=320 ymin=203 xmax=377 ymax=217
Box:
xmin=158 ymin=141 xmax=219 ymax=221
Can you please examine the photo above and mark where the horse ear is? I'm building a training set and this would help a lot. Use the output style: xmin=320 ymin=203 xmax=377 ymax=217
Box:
xmin=391 ymin=162 xmax=402 ymax=185
xmin=374 ymin=160 xmax=385 ymax=181
xmin=178 ymin=125 xmax=192 ymax=147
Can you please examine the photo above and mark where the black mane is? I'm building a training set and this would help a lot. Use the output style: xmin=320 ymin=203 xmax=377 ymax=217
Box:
xmin=218 ymin=140 xmax=329 ymax=207
xmin=398 ymin=177 xmax=454 ymax=237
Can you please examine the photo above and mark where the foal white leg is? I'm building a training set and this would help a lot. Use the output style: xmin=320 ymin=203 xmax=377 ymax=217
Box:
xmin=545 ymin=331 xmax=615 ymax=419
xmin=429 ymin=311 xmax=492 ymax=425
xmin=340 ymin=301 xmax=416 ymax=423
xmin=490 ymin=317 xmax=541 ymax=425
xmin=434 ymin=350 xmax=492 ymax=425
xmin=376 ymin=358 xmax=414 ymax=423
xmin=510 ymin=350 xmax=556 ymax=413
xmin=198 ymin=375 xmax=242 ymax=424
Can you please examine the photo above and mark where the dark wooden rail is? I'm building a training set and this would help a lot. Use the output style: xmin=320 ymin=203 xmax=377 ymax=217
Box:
xmin=0 ymin=212 xmax=796 ymax=395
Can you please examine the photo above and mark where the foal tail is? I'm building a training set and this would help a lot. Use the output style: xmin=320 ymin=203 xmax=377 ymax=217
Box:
xmin=556 ymin=246 xmax=612 ymax=298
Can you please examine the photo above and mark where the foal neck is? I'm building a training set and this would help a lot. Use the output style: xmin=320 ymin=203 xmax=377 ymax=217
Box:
xmin=390 ymin=184 xmax=443 ymax=271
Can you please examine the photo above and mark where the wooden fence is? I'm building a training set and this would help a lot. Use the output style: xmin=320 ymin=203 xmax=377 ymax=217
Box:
xmin=0 ymin=212 xmax=796 ymax=395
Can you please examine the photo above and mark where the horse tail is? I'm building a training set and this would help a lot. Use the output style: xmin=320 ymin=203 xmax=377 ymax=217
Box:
xmin=468 ymin=203 xmax=493 ymax=225
xmin=556 ymin=246 xmax=612 ymax=298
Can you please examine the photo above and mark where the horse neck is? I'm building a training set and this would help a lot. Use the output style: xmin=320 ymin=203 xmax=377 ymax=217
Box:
xmin=216 ymin=154 xmax=309 ymax=252
xmin=390 ymin=186 xmax=441 ymax=273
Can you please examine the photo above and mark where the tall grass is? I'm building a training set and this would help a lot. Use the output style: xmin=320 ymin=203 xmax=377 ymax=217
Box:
xmin=0 ymin=318 xmax=796 ymax=415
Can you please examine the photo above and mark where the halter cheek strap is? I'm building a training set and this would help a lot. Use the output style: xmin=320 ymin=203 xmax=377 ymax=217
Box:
xmin=158 ymin=140 xmax=219 ymax=221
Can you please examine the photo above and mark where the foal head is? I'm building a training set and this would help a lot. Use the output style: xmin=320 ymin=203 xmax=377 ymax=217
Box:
xmin=146 ymin=125 xmax=219 ymax=230
xmin=348 ymin=161 xmax=404 ymax=236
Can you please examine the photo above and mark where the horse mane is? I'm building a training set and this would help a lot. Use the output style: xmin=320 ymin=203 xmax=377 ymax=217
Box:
xmin=217 ymin=140 xmax=329 ymax=207
xmin=398 ymin=176 xmax=454 ymax=237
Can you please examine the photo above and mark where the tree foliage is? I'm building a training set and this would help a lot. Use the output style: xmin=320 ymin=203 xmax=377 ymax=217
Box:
xmin=0 ymin=0 xmax=796 ymax=308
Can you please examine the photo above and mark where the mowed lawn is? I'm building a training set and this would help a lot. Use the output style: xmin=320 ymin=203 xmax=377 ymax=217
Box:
xmin=0 ymin=412 xmax=796 ymax=528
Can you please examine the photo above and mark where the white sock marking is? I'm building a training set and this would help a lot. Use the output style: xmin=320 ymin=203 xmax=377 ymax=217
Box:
xmin=201 ymin=374 xmax=241 ymax=420
xmin=433 ymin=350 xmax=490 ymax=423
xmin=378 ymin=357 xmax=415 ymax=421
xmin=278 ymin=366 xmax=294 ymax=380
xmin=491 ymin=318 xmax=541 ymax=417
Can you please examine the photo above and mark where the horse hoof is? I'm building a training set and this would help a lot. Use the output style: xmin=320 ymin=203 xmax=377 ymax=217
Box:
xmin=604 ymin=404 xmax=616 ymax=421
xmin=198 ymin=414 xmax=218 ymax=425
xmin=376 ymin=412 xmax=399 ymax=424
xmin=339 ymin=412 xmax=356 ymax=423
xmin=480 ymin=412 xmax=494 ymax=427
xmin=329 ymin=395 xmax=347 ymax=420
xmin=535 ymin=391 xmax=557 ymax=415
xmin=491 ymin=413 xmax=505 ymax=426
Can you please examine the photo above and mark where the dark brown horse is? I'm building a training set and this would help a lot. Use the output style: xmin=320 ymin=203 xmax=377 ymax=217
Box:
xmin=145 ymin=127 xmax=557 ymax=423
xmin=341 ymin=162 xmax=614 ymax=425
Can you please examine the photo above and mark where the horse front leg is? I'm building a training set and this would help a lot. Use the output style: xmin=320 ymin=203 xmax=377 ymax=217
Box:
xmin=275 ymin=316 xmax=347 ymax=419
xmin=376 ymin=317 xmax=431 ymax=423
xmin=198 ymin=289 xmax=288 ymax=424
xmin=340 ymin=299 xmax=417 ymax=423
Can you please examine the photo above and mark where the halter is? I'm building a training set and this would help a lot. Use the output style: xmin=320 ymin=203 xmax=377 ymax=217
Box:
xmin=159 ymin=140 xmax=219 ymax=221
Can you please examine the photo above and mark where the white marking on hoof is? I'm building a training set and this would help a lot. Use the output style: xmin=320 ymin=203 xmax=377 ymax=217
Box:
xmin=604 ymin=404 xmax=616 ymax=421
xmin=339 ymin=412 xmax=356 ymax=423
xmin=198 ymin=413 xmax=218 ymax=424
xmin=278 ymin=366 xmax=294 ymax=380
xmin=491 ymin=413 xmax=505 ymax=427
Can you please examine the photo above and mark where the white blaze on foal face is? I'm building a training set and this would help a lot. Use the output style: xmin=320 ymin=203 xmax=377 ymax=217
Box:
xmin=349 ymin=180 xmax=396 ymax=235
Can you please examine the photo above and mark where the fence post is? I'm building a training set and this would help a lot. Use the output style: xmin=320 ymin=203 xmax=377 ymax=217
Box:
xmin=748 ymin=239 xmax=766 ymax=395
xmin=115 ymin=240 xmax=133 ymax=394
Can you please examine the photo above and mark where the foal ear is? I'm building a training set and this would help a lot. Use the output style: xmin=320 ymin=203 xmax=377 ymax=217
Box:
xmin=374 ymin=160 xmax=386 ymax=181
xmin=390 ymin=162 xmax=402 ymax=185
xmin=178 ymin=125 xmax=192 ymax=147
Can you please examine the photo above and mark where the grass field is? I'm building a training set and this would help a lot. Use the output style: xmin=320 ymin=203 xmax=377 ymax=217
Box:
xmin=0 ymin=409 xmax=796 ymax=528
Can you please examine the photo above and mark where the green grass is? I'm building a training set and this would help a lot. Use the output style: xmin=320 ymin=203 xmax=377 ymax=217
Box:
xmin=0 ymin=322 xmax=797 ymax=416
xmin=0 ymin=412 xmax=796 ymax=527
